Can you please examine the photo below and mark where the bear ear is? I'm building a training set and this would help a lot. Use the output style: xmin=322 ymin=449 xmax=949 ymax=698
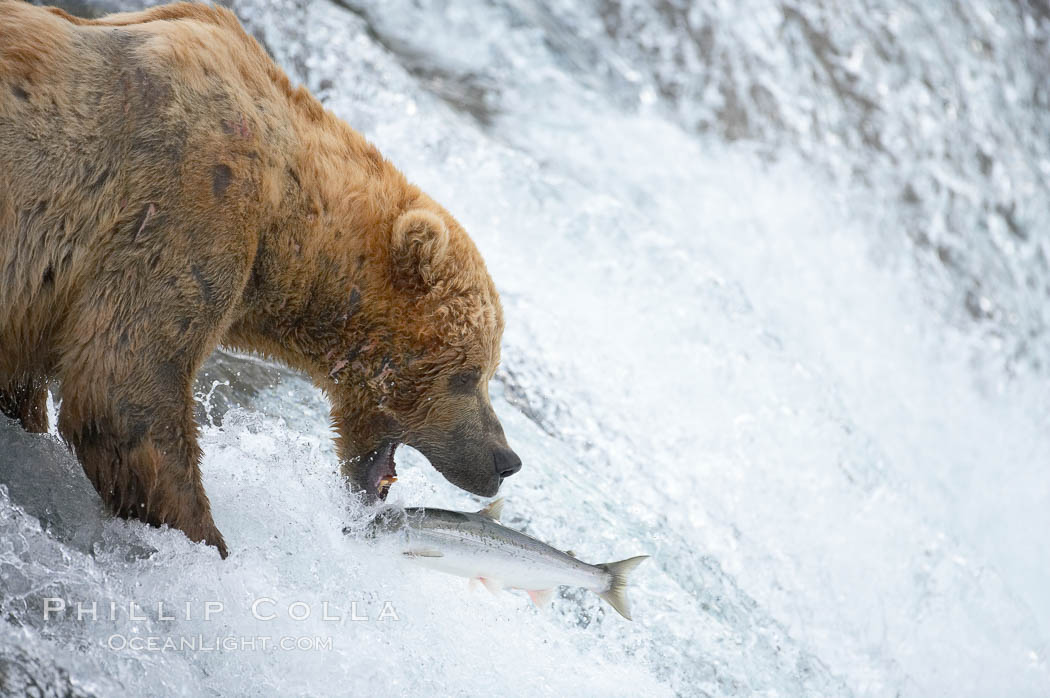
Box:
xmin=390 ymin=209 xmax=450 ymax=289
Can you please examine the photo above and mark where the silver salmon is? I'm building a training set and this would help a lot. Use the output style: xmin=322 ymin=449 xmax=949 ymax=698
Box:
xmin=369 ymin=500 xmax=648 ymax=620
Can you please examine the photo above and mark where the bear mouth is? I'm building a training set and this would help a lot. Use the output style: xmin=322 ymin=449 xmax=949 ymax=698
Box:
xmin=363 ymin=442 xmax=398 ymax=500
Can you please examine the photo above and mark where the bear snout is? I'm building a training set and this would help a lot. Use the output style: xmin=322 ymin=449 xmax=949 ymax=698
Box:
xmin=407 ymin=434 xmax=514 ymax=497
xmin=493 ymin=445 xmax=522 ymax=480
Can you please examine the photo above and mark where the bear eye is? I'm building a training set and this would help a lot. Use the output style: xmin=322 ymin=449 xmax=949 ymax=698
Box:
xmin=448 ymin=369 xmax=481 ymax=395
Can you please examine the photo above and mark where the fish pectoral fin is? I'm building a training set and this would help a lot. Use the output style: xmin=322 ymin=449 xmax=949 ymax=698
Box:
xmin=476 ymin=498 xmax=504 ymax=521
xmin=527 ymin=589 xmax=555 ymax=608
xmin=403 ymin=549 xmax=444 ymax=558
xmin=479 ymin=577 xmax=503 ymax=594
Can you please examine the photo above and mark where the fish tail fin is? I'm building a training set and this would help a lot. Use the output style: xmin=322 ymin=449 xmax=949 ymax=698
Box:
xmin=597 ymin=555 xmax=649 ymax=621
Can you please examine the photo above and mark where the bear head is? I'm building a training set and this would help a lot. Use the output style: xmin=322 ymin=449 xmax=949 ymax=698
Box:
xmin=327 ymin=203 xmax=521 ymax=501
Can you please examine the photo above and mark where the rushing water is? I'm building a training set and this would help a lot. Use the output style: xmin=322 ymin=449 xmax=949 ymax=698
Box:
xmin=2 ymin=1 xmax=1050 ymax=696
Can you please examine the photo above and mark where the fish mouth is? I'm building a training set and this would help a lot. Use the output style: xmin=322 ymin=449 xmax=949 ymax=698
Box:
xmin=361 ymin=441 xmax=399 ymax=501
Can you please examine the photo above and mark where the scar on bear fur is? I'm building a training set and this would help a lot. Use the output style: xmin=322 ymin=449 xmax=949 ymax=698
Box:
xmin=0 ymin=1 xmax=521 ymax=558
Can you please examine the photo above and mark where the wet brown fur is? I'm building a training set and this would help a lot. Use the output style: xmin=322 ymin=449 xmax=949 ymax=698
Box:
xmin=0 ymin=1 xmax=514 ymax=557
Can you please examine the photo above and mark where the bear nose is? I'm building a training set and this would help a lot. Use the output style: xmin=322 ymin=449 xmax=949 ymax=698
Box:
xmin=493 ymin=446 xmax=522 ymax=479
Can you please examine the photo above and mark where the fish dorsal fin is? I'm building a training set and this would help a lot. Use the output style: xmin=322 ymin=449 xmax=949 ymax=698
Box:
xmin=476 ymin=498 xmax=504 ymax=521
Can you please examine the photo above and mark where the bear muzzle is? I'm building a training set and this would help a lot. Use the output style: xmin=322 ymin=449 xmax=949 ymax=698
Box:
xmin=349 ymin=440 xmax=522 ymax=501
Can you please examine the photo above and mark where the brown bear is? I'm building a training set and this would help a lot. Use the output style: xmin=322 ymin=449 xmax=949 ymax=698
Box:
xmin=0 ymin=1 xmax=521 ymax=557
